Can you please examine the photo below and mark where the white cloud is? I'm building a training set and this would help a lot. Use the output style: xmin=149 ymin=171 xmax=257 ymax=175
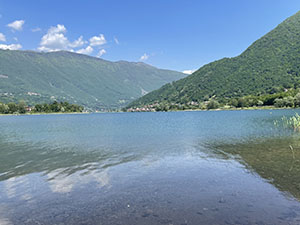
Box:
xmin=76 ymin=45 xmax=93 ymax=54
xmin=38 ymin=24 xmax=70 ymax=52
xmin=7 ymin=20 xmax=25 ymax=31
xmin=139 ymin=53 xmax=149 ymax=61
xmin=49 ymin=24 xmax=66 ymax=34
xmin=13 ymin=37 xmax=18 ymax=42
xmin=0 ymin=32 xmax=21 ymax=51
xmin=114 ymin=37 xmax=119 ymax=45
xmin=69 ymin=36 xmax=86 ymax=48
xmin=0 ymin=43 xmax=22 ymax=50
xmin=0 ymin=33 xmax=6 ymax=42
xmin=31 ymin=27 xmax=41 ymax=32
xmin=89 ymin=34 xmax=106 ymax=46
xmin=38 ymin=24 xmax=107 ymax=56
xmin=38 ymin=24 xmax=91 ymax=52
xmin=97 ymin=49 xmax=106 ymax=57
xmin=182 ymin=69 xmax=196 ymax=75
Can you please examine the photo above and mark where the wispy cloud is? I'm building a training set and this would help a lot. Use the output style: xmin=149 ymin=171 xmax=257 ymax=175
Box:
xmin=7 ymin=20 xmax=25 ymax=31
xmin=69 ymin=36 xmax=86 ymax=48
xmin=97 ymin=49 xmax=106 ymax=57
xmin=139 ymin=53 xmax=149 ymax=61
xmin=89 ymin=34 xmax=106 ymax=46
xmin=31 ymin=27 xmax=41 ymax=32
xmin=114 ymin=37 xmax=119 ymax=45
xmin=0 ymin=43 xmax=22 ymax=50
xmin=76 ymin=45 xmax=93 ymax=54
xmin=182 ymin=69 xmax=196 ymax=75
xmin=0 ymin=33 xmax=6 ymax=42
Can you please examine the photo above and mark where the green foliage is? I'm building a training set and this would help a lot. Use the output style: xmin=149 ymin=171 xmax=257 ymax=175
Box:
xmin=207 ymin=100 xmax=220 ymax=109
xmin=7 ymin=102 xmax=18 ymax=114
xmin=294 ymin=93 xmax=300 ymax=107
xmin=18 ymin=100 xmax=26 ymax=114
xmin=274 ymin=96 xmax=295 ymax=107
xmin=0 ymin=101 xmax=83 ymax=114
xmin=0 ymin=50 xmax=185 ymax=110
xmin=127 ymin=11 xmax=300 ymax=109
xmin=0 ymin=103 xmax=9 ymax=113
xmin=275 ymin=113 xmax=300 ymax=132
xmin=126 ymin=89 xmax=300 ymax=112
xmin=32 ymin=101 xmax=84 ymax=113
xmin=274 ymin=98 xmax=284 ymax=108
xmin=257 ymin=100 xmax=264 ymax=106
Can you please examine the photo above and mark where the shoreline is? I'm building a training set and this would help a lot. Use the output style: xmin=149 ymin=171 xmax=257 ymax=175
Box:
xmin=126 ymin=106 xmax=300 ymax=113
xmin=128 ymin=106 xmax=300 ymax=113
xmin=0 ymin=111 xmax=90 ymax=116
xmin=0 ymin=106 xmax=298 ymax=116
xmin=182 ymin=106 xmax=291 ymax=112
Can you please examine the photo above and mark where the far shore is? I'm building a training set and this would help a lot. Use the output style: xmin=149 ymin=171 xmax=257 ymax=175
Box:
xmin=125 ymin=105 xmax=300 ymax=113
xmin=0 ymin=111 xmax=90 ymax=116
xmin=183 ymin=105 xmax=293 ymax=112
xmin=0 ymin=105 xmax=299 ymax=116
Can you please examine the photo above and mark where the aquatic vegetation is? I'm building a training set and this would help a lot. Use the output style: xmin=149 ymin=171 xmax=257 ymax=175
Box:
xmin=274 ymin=113 xmax=300 ymax=132
xmin=208 ymin=137 xmax=300 ymax=200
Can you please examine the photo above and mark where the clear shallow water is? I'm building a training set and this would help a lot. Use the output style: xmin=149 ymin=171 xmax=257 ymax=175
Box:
xmin=1 ymin=110 xmax=300 ymax=224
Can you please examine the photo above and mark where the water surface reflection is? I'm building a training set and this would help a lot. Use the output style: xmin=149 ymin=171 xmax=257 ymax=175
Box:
xmin=207 ymin=136 xmax=300 ymax=201
xmin=1 ymin=110 xmax=300 ymax=224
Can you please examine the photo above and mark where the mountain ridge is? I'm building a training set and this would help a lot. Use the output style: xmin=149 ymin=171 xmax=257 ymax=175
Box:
xmin=126 ymin=11 xmax=300 ymax=109
xmin=0 ymin=49 xmax=185 ymax=110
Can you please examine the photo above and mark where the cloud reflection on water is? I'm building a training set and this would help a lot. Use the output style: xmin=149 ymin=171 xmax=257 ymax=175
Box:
xmin=47 ymin=167 xmax=110 ymax=193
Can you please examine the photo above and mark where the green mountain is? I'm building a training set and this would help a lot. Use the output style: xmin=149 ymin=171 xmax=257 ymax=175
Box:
xmin=127 ymin=11 xmax=300 ymax=109
xmin=0 ymin=50 xmax=185 ymax=110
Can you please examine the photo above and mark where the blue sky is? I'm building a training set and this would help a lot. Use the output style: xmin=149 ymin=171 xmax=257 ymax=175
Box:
xmin=0 ymin=0 xmax=300 ymax=73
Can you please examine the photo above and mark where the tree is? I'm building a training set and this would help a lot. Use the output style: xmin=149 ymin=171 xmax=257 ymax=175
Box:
xmin=50 ymin=101 xmax=60 ymax=112
xmin=274 ymin=98 xmax=284 ymax=108
xmin=230 ymin=99 xmax=238 ymax=107
xmin=237 ymin=98 xmax=248 ymax=108
xmin=257 ymin=100 xmax=264 ymax=106
xmin=0 ymin=103 xmax=9 ymax=114
xmin=18 ymin=100 xmax=26 ymax=114
xmin=43 ymin=103 xmax=50 ymax=112
xmin=275 ymin=96 xmax=295 ymax=107
xmin=282 ymin=96 xmax=295 ymax=107
xmin=207 ymin=100 xmax=220 ymax=109
xmin=294 ymin=93 xmax=300 ymax=107
xmin=34 ymin=104 xmax=43 ymax=112
xmin=7 ymin=102 xmax=18 ymax=114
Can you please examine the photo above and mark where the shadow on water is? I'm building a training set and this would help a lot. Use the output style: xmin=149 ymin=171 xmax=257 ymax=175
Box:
xmin=204 ymin=134 xmax=300 ymax=201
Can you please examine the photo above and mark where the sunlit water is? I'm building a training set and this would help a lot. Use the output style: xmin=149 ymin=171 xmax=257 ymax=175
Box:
xmin=1 ymin=110 xmax=300 ymax=224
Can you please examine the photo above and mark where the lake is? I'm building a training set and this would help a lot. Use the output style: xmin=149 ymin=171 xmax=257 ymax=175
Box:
xmin=1 ymin=110 xmax=300 ymax=224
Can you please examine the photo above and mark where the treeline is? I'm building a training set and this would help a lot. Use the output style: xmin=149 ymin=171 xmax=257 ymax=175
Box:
xmin=34 ymin=101 xmax=84 ymax=113
xmin=222 ymin=89 xmax=300 ymax=109
xmin=126 ymin=89 xmax=300 ymax=112
xmin=0 ymin=101 xmax=84 ymax=114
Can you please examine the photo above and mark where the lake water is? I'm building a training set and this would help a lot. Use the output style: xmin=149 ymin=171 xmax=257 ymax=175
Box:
xmin=1 ymin=110 xmax=300 ymax=224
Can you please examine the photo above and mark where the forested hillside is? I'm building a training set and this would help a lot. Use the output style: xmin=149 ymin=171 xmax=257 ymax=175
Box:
xmin=127 ymin=11 xmax=300 ymax=110
xmin=0 ymin=50 xmax=185 ymax=110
